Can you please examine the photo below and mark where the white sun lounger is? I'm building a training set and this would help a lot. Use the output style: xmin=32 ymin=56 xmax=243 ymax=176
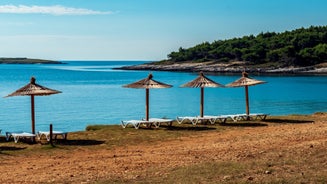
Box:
xmin=201 ymin=115 xmax=229 ymax=124
xmin=121 ymin=120 xmax=159 ymax=129
xmin=222 ymin=114 xmax=244 ymax=122
xmin=221 ymin=113 xmax=268 ymax=122
xmin=176 ymin=116 xmax=198 ymax=125
xmin=146 ymin=118 xmax=174 ymax=126
xmin=121 ymin=118 xmax=174 ymax=129
xmin=5 ymin=131 xmax=36 ymax=143
xmin=176 ymin=116 xmax=227 ymax=125
xmin=236 ymin=113 xmax=269 ymax=120
xmin=37 ymin=131 xmax=68 ymax=141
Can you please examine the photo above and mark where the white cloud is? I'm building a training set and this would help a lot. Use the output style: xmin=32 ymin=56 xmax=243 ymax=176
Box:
xmin=0 ymin=5 xmax=114 ymax=15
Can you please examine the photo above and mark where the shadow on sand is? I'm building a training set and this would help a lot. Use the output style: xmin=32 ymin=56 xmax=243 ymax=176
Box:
xmin=263 ymin=118 xmax=314 ymax=124
xmin=0 ymin=146 xmax=26 ymax=155
xmin=0 ymin=146 xmax=26 ymax=152
xmin=219 ymin=122 xmax=268 ymax=127
xmin=54 ymin=139 xmax=105 ymax=146
xmin=164 ymin=125 xmax=216 ymax=131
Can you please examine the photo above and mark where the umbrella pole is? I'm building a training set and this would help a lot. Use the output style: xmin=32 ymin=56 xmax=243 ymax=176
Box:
xmin=31 ymin=95 xmax=35 ymax=134
xmin=245 ymin=86 xmax=250 ymax=120
xmin=146 ymin=88 xmax=149 ymax=121
xmin=200 ymin=87 xmax=204 ymax=117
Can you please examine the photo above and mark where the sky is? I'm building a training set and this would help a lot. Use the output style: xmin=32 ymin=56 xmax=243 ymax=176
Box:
xmin=0 ymin=0 xmax=326 ymax=61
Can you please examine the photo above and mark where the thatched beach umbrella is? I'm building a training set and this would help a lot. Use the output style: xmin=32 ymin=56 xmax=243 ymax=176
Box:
xmin=123 ymin=73 xmax=172 ymax=121
xmin=226 ymin=72 xmax=266 ymax=118
xmin=181 ymin=72 xmax=224 ymax=117
xmin=6 ymin=77 xmax=61 ymax=134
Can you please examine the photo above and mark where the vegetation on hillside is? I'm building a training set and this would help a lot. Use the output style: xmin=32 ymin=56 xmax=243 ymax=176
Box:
xmin=167 ymin=25 xmax=327 ymax=66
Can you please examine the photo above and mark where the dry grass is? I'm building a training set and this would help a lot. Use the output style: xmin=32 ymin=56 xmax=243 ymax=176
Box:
xmin=0 ymin=113 xmax=326 ymax=184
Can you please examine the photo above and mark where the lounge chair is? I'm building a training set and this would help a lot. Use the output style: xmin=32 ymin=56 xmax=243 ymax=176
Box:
xmin=5 ymin=131 xmax=36 ymax=143
xmin=121 ymin=120 xmax=159 ymax=129
xmin=176 ymin=116 xmax=227 ymax=125
xmin=236 ymin=113 xmax=269 ymax=121
xmin=201 ymin=115 xmax=229 ymax=124
xmin=37 ymin=131 xmax=68 ymax=141
xmin=223 ymin=114 xmax=244 ymax=122
xmin=221 ymin=113 xmax=268 ymax=122
xmin=145 ymin=118 xmax=174 ymax=126
xmin=176 ymin=116 xmax=199 ymax=125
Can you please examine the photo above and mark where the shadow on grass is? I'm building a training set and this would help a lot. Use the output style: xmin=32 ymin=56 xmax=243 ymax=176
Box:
xmin=55 ymin=139 xmax=105 ymax=146
xmin=219 ymin=122 xmax=268 ymax=127
xmin=164 ymin=126 xmax=216 ymax=131
xmin=263 ymin=118 xmax=314 ymax=124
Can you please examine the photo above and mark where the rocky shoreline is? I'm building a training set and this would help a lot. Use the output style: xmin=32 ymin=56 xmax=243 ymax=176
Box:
xmin=117 ymin=61 xmax=327 ymax=74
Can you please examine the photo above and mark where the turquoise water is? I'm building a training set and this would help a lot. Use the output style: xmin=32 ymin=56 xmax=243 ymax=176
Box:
xmin=0 ymin=61 xmax=326 ymax=132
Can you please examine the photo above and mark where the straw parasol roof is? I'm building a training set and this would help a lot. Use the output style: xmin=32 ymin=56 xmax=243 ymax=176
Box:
xmin=123 ymin=73 xmax=172 ymax=89
xmin=6 ymin=77 xmax=61 ymax=134
xmin=6 ymin=77 xmax=61 ymax=97
xmin=123 ymin=73 xmax=172 ymax=121
xmin=181 ymin=72 xmax=224 ymax=117
xmin=226 ymin=72 xmax=266 ymax=87
xmin=226 ymin=72 xmax=266 ymax=118
xmin=181 ymin=72 xmax=223 ymax=88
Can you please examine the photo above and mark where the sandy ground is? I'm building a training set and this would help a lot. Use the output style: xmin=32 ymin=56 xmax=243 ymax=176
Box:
xmin=0 ymin=113 xmax=326 ymax=183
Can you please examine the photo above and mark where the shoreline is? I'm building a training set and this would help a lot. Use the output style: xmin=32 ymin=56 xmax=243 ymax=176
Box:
xmin=117 ymin=61 xmax=327 ymax=75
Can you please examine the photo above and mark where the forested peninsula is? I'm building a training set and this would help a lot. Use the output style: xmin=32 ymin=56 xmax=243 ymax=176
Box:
xmin=0 ymin=58 xmax=62 ymax=64
xmin=121 ymin=25 xmax=327 ymax=74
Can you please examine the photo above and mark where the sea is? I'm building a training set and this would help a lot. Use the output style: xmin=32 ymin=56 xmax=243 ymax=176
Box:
xmin=0 ymin=61 xmax=326 ymax=132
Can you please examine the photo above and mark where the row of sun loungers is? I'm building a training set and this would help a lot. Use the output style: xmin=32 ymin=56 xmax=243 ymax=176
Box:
xmin=4 ymin=130 xmax=68 ymax=143
xmin=121 ymin=113 xmax=268 ymax=129
xmin=177 ymin=113 xmax=268 ymax=125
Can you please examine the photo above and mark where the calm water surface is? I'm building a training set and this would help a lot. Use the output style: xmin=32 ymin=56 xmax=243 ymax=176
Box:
xmin=0 ymin=61 xmax=326 ymax=132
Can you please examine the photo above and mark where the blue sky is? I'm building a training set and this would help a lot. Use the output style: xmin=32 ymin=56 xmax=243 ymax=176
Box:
xmin=0 ymin=0 xmax=326 ymax=61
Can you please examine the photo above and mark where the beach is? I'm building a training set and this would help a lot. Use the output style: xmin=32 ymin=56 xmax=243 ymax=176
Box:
xmin=1 ymin=2 xmax=327 ymax=183
xmin=0 ymin=113 xmax=326 ymax=183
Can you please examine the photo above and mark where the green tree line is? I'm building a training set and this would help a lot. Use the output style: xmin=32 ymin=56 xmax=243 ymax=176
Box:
xmin=167 ymin=25 xmax=327 ymax=66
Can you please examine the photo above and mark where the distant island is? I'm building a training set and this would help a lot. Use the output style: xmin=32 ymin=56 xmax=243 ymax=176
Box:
xmin=0 ymin=58 xmax=63 ymax=64
xmin=119 ymin=25 xmax=327 ymax=74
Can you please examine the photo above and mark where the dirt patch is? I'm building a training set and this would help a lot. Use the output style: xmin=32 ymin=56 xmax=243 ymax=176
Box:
xmin=0 ymin=113 xmax=326 ymax=183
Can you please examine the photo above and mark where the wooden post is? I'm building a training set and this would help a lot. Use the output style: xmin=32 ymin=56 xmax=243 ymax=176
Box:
xmin=245 ymin=85 xmax=250 ymax=120
xmin=200 ymin=87 xmax=204 ymax=117
xmin=50 ymin=124 xmax=54 ymax=147
xmin=31 ymin=95 xmax=35 ymax=134
xmin=145 ymin=88 xmax=149 ymax=121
